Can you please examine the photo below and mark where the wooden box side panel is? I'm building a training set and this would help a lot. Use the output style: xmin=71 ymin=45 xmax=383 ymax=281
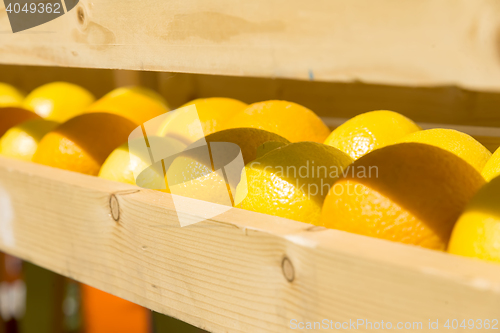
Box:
xmin=1 ymin=1 xmax=500 ymax=90
xmin=1 ymin=158 xmax=500 ymax=332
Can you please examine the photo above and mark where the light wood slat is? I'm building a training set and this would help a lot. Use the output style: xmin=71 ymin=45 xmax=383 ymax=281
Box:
xmin=1 ymin=157 xmax=500 ymax=332
xmin=1 ymin=1 xmax=500 ymax=90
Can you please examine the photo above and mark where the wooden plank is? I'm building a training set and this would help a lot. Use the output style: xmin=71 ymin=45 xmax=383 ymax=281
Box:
xmin=1 ymin=1 xmax=500 ymax=91
xmin=1 ymin=157 xmax=500 ymax=333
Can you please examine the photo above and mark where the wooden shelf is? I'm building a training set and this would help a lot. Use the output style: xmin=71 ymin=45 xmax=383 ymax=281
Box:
xmin=1 ymin=156 xmax=500 ymax=332
xmin=3 ymin=3 xmax=500 ymax=329
xmin=1 ymin=1 xmax=500 ymax=91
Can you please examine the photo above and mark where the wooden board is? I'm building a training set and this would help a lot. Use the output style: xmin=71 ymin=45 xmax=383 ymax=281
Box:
xmin=1 ymin=1 xmax=500 ymax=91
xmin=1 ymin=157 xmax=500 ymax=333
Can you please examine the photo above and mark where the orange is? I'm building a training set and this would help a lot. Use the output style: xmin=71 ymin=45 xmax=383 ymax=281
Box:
xmin=166 ymin=128 xmax=290 ymax=205
xmin=23 ymin=82 xmax=95 ymax=122
xmin=199 ymin=128 xmax=290 ymax=165
xmin=99 ymin=136 xmax=186 ymax=191
xmin=396 ymin=128 xmax=491 ymax=172
xmin=33 ymin=113 xmax=136 ymax=175
xmin=324 ymin=110 xmax=421 ymax=160
xmin=0 ymin=107 xmax=41 ymax=137
xmin=235 ymin=142 xmax=353 ymax=224
xmin=183 ymin=97 xmax=248 ymax=134
xmin=86 ymin=86 xmax=169 ymax=125
xmin=481 ymin=146 xmax=500 ymax=182
xmin=0 ymin=119 xmax=59 ymax=161
xmin=224 ymin=100 xmax=330 ymax=143
xmin=256 ymin=141 xmax=288 ymax=158
xmin=0 ymin=83 xmax=24 ymax=107
xmin=156 ymin=98 xmax=248 ymax=145
xmin=448 ymin=175 xmax=500 ymax=263
xmin=320 ymin=143 xmax=485 ymax=250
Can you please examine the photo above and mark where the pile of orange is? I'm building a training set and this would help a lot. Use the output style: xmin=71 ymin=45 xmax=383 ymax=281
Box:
xmin=2 ymin=81 xmax=500 ymax=310
xmin=0 ymin=82 xmax=334 ymax=333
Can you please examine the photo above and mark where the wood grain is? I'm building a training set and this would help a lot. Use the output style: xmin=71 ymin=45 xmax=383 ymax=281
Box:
xmin=1 ymin=1 xmax=500 ymax=90
xmin=1 ymin=157 xmax=500 ymax=332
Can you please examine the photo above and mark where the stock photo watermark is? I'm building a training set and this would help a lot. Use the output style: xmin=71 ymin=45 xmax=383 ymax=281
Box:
xmin=3 ymin=0 xmax=79 ymax=33
xmin=290 ymin=318 xmax=499 ymax=330
xmin=246 ymin=161 xmax=377 ymax=197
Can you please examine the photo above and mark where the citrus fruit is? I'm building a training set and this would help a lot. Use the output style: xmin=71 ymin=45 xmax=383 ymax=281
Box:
xmin=224 ymin=100 xmax=330 ymax=143
xmin=0 ymin=83 xmax=24 ymax=107
xmin=33 ymin=113 xmax=136 ymax=175
xmin=256 ymin=141 xmax=288 ymax=158
xmin=166 ymin=128 xmax=290 ymax=205
xmin=201 ymin=128 xmax=289 ymax=164
xmin=481 ymin=147 xmax=500 ymax=181
xmin=396 ymin=128 xmax=491 ymax=172
xmin=23 ymin=82 xmax=95 ymax=122
xmin=235 ymin=142 xmax=353 ymax=224
xmin=320 ymin=143 xmax=485 ymax=250
xmin=448 ymin=175 xmax=500 ymax=263
xmin=99 ymin=136 xmax=186 ymax=191
xmin=156 ymin=97 xmax=247 ymax=145
xmin=0 ymin=107 xmax=41 ymax=137
xmin=324 ymin=110 xmax=421 ymax=160
xmin=0 ymin=119 xmax=59 ymax=161
xmin=86 ymin=86 xmax=169 ymax=125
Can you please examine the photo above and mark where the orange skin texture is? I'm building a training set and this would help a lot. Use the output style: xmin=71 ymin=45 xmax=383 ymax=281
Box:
xmin=224 ymin=100 xmax=330 ymax=143
xmin=236 ymin=142 xmax=353 ymax=225
xmin=165 ymin=128 xmax=290 ymax=202
xmin=182 ymin=98 xmax=248 ymax=137
xmin=448 ymin=175 xmax=500 ymax=263
xmin=86 ymin=87 xmax=168 ymax=125
xmin=23 ymin=82 xmax=95 ymax=122
xmin=396 ymin=128 xmax=491 ymax=172
xmin=320 ymin=143 xmax=486 ymax=250
xmin=324 ymin=110 xmax=421 ymax=160
xmin=33 ymin=113 xmax=137 ymax=176
xmin=157 ymin=98 xmax=249 ymax=146
xmin=0 ymin=107 xmax=41 ymax=137
xmin=199 ymin=128 xmax=290 ymax=164
xmin=482 ymin=146 xmax=500 ymax=182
